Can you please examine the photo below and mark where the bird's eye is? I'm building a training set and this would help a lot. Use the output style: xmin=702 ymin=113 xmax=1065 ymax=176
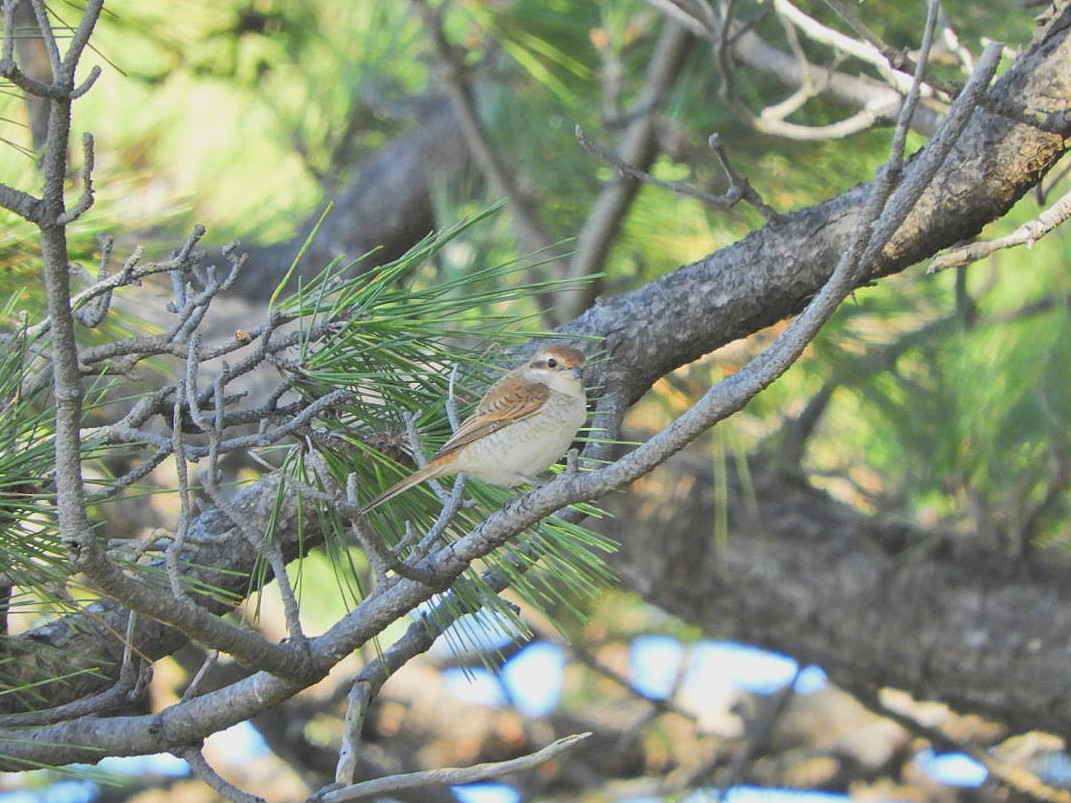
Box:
xmin=546 ymin=358 xmax=558 ymax=368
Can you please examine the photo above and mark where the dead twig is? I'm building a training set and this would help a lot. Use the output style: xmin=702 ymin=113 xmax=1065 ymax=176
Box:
xmin=317 ymin=732 xmax=592 ymax=803
xmin=929 ymin=186 xmax=1071 ymax=272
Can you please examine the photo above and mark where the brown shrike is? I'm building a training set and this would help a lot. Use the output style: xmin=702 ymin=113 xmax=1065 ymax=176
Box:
xmin=361 ymin=344 xmax=587 ymax=513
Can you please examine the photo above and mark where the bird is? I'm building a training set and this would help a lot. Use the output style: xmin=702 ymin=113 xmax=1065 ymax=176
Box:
xmin=361 ymin=344 xmax=587 ymax=513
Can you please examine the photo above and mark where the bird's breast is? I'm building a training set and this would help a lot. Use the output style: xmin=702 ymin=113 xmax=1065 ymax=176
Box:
xmin=451 ymin=392 xmax=586 ymax=486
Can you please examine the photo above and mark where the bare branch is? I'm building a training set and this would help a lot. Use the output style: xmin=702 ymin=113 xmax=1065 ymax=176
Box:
xmin=31 ymin=0 xmax=100 ymax=580
xmin=645 ymin=0 xmax=946 ymax=138
xmin=317 ymin=732 xmax=592 ymax=803
xmin=77 ymin=534 xmax=322 ymax=680
xmin=929 ymin=185 xmax=1071 ymax=272
xmin=27 ymin=0 xmax=60 ymax=75
xmin=182 ymin=335 xmax=212 ymax=432
xmin=72 ymin=233 xmax=112 ymax=328
xmin=0 ymin=183 xmax=42 ymax=221
xmin=69 ymin=63 xmax=100 ymax=98
xmin=166 ymin=384 xmax=195 ymax=601
xmin=204 ymin=381 xmax=307 ymax=646
xmin=296 ymin=453 xmax=436 ymax=585
xmin=707 ymin=133 xmax=782 ymax=223
xmin=576 ymin=124 xmax=741 ymax=208
xmin=180 ymin=650 xmax=220 ymax=702
xmin=1 ymin=0 xmax=16 ymax=66
xmin=179 ymin=746 xmax=265 ymax=803
xmin=403 ymin=476 xmax=466 ymax=564
xmin=23 ymin=227 xmax=211 ymax=360
xmin=56 ymin=132 xmax=95 ymax=224
xmin=86 ymin=448 xmax=171 ymax=503
xmin=0 ymin=51 xmax=57 ymax=98
xmin=334 ymin=680 xmax=373 ymax=788
xmin=715 ymin=0 xmax=899 ymax=141
xmin=575 ymin=123 xmax=782 ymax=225
xmin=558 ymin=20 xmax=693 ymax=321
xmin=165 ymin=225 xmax=208 ymax=313
xmin=774 ymin=0 xmax=937 ymax=98
xmin=0 ymin=674 xmax=139 ymax=727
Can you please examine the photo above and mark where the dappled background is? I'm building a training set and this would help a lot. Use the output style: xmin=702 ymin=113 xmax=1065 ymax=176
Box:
xmin=0 ymin=1 xmax=1069 ymax=801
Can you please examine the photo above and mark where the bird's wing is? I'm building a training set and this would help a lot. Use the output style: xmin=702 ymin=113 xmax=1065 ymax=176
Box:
xmin=436 ymin=374 xmax=549 ymax=457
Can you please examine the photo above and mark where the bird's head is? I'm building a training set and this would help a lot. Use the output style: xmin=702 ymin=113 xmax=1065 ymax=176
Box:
xmin=525 ymin=344 xmax=585 ymax=394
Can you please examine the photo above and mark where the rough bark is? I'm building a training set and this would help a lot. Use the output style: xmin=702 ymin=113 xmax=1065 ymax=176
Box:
xmin=0 ymin=475 xmax=300 ymax=715
xmin=606 ymin=447 xmax=1071 ymax=737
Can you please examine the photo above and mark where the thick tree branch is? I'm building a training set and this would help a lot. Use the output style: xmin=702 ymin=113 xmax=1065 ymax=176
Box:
xmin=562 ymin=6 xmax=1071 ymax=404
xmin=606 ymin=449 xmax=1071 ymax=738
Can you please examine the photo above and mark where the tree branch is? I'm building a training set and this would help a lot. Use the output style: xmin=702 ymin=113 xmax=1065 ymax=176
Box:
xmin=645 ymin=0 xmax=948 ymax=139
xmin=557 ymin=19 xmax=694 ymax=321
xmin=929 ymin=184 xmax=1071 ymax=272
xmin=317 ymin=732 xmax=592 ymax=803
xmin=605 ymin=448 xmax=1071 ymax=739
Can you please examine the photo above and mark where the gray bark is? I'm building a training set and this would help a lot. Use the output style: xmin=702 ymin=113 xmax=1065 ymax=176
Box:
xmin=606 ymin=448 xmax=1071 ymax=737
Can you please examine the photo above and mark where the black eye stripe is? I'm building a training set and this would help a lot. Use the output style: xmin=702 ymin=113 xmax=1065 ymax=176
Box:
xmin=531 ymin=355 xmax=576 ymax=371
xmin=532 ymin=358 xmax=565 ymax=370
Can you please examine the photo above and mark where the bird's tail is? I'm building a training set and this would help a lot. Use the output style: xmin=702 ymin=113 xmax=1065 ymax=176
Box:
xmin=360 ymin=461 xmax=445 ymax=514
